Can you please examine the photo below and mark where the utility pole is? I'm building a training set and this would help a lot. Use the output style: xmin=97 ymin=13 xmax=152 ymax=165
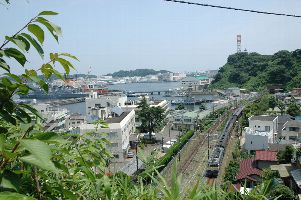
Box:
xmin=208 ymin=131 xmax=210 ymax=161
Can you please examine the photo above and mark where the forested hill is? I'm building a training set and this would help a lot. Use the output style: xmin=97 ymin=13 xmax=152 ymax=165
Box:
xmin=211 ymin=49 xmax=301 ymax=91
xmin=107 ymin=69 xmax=171 ymax=77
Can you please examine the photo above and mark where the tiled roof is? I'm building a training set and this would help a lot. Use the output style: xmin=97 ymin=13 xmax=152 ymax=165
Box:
xmin=236 ymin=158 xmax=262 ymax=180
xmin=255 ymin=150 xmax=278 ymax=161
xmin=249 ymin=115 xmax=277 ymax=121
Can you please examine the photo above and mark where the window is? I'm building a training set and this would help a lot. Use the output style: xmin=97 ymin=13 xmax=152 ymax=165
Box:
xmin=113 ymin=154 xmax=119 ymax=158
xmin=258 ymin=126 xmax=260 ymax=128
xmin=289 ymin=127 xmax=299 ymax=132
xmin=72 ymin=122 xmax=75 ymax=124
xmin=175 ymin=119 xmax=181 ymax=122
xmin=77 ymin=121 xmax=81 ymax=124
xmin=289 ymin=136 xmax=297 ymax=141
xmin=265 ymin=126 xmax=270 ymax=132
xmin=251 ymin=141 xmax=253 ymax=144
xmin=184 ymin=119 xmax=191 ymax=123
xmin=95 ymin=104 xmax=101 ymax=108
xmin=109 ymin=132 xmax=117 ymax=138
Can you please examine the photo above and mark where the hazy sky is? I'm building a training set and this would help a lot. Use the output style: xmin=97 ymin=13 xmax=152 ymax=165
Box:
xmin=1 ymin=0 xmax=301 ymax=75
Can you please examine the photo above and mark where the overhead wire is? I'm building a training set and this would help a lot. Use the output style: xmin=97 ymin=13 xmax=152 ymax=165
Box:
xmin=163 ymin=0 xmax=301 ymax=18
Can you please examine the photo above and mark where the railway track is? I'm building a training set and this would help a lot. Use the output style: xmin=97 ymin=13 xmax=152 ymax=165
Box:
xmin=179 ymin=113 xmax=229 ymax=194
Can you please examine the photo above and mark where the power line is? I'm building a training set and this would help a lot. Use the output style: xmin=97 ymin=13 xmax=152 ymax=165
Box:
xmin=163 ymin=0 xmax=301 ymax=18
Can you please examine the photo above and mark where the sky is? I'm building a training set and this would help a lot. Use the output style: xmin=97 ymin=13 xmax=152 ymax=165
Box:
xmin=1 ymin=0 xmax=301 ymax=75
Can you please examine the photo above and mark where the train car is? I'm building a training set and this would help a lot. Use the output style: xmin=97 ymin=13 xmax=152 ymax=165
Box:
xmin=205 ymin=147 xmax=224 ymax=178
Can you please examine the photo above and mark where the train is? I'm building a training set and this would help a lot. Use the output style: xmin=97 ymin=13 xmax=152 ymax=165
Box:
xmin=205 ymin=106 xmax=244 ymax=178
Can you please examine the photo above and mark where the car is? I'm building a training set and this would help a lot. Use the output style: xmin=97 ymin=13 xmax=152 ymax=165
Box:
xmin=127 ymin=151 xmax=134 ymax=158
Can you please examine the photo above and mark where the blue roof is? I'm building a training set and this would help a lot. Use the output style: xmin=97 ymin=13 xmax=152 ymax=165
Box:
xmin=194 ymin=75 xmax=209 ymax=80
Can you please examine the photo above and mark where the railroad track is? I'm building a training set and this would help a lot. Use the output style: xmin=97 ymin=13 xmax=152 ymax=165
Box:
xmin=179 ymin=113 xmax=229 ymax=194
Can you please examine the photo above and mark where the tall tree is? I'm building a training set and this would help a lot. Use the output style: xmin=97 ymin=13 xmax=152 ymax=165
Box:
xmin=137 ymin=96 xmax=165 ymax=138
xmin=277 ymin=100 xmax=286 ymax=115
xmin=287 ymin=96 xmax=301 ymax=117
xmin=268 ymin=96 xmax=277 ymax=110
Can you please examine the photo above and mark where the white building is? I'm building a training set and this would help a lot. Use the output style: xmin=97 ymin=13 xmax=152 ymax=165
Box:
xmin=32 ymin=103 xmax=69 ymax=132
xmin=226 ymin=87 xmax=241 ymax=97
xmin=79 ymin=109 xmax=135 ymax=162
xmin=181 ymin=76 xmax=211 ymax=93
xmin=85 ymin=92 xmax=127 ymax=116
xmin=244 ymin=115 xmax=278 ymax=153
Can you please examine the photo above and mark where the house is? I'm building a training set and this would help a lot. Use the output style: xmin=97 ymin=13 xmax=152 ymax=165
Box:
xmin=236 ymin=150 xmax=278 ymax=188
xmin=277 ymin=115 xmax=294 ymax=138
xmin=79 ymin=109 xmax=135 ymax=162
xmin=180 ymin=76 xmax=211 ymax=93
xmin=244 ymin=115 xmax=278 ymax=153
xmin=236 ymin=158 xmax=262 ymax=188
xmin=281 ymin=120 xmax=301 ymax=144
xmin=226 ymin=87 xmax=241 ymax=97
xmin=254 ymin=150 xmax=278 ymax=169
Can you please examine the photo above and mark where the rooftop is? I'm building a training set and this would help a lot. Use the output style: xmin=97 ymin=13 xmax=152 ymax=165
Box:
xmin=291 ymin=169 xmax=301 ymax=188
xmin=270 ymin=164 xmax=293 ymax=178
xmin=194 ymin=75 xmax=209 ymax=80
xmin=255 ymin=150 xmax=278 ymax=162
xmin=105 ymin=111 xmax=131 ymax=123
xmin=249 ymin=115 xmax=277 ymax=122
xmin=236 ymin=158 xmax=262 ymax=181
xmin=284 ymin=120 xmax=301 ymax=128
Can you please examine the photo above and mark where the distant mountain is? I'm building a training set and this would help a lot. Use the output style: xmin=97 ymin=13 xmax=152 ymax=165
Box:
xmin=211 ymin=49 xmax=301 ymax=91
xmin=107 ymin=69 xmax=171 ymax=77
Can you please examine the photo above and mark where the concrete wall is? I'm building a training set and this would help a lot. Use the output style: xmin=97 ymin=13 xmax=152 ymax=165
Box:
xmin=245 ymin=133 xmax=269 ymax=153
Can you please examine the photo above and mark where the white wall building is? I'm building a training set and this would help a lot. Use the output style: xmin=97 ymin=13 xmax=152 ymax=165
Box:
xmin=244 ymin=115 xmax=278 ymax=153
xmin=79 ymin=109 xmax=135 ymax=162
xmin=85 ymin=92 xmax=127 ymax=116
xmin=65 ymin=113 xmax=86 ymax=130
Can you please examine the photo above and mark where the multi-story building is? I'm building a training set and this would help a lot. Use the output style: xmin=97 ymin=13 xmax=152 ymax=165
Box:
xmin=79 ymin=109 xmax=135 ymax=162
xmin=85 ymin=92 xmax=127 ymax=116
xmin=244 ymin=115 xmax=278 ymax=153
xmin=281 ymin=120 xmax=301 ymax=144
xmin=180 ymin=76 xmax=211 ymax=93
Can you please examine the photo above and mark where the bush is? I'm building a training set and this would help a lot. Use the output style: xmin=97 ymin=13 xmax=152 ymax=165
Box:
xmin=270 ymin=185 xmax=295 ymax=200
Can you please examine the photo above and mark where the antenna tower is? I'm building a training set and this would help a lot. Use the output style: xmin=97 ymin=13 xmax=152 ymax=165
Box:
xmin=237 ymin=35 xmax=241 ymax=53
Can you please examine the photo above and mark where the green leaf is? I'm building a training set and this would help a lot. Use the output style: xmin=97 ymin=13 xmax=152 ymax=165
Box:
xmin=57 ymin=58 xmax=71 ymax=74
xmin=5 ymin=36 xmax=27 ymax=52
xmin=0 ymin=134 xmax=5 ymax=151
xmin=4 ymin=48 xmax=26 ymax=66
xmin=0 ymin=170 xmax=21 ymax=192
xmin=0 ymin=59 xmax=10 ymax=72
xmin=35 ymin=17 xmax=61 ymax=42
xmin=19 ymin=139 xmax=58 ymax=172
xmin=41 ymin=64 xmax=53 ymax=79
xmin=38 ymin=11 xmax=58 ymax=16
xmin=20 ymin=33 xmax=44 ymax=58
xmin=59 ymin=53 xmax=79 ymax=61
xmin=18 ymin=104 xmax=42 ymax=120
xmin=0 ymin=192 xmax=35 ymax=200
xmin=4 ymin=73 xmax=22 ymax=83
xmin=50 ymin=68 xmax=64 ymax=80
xmin=28 ymin=24 xmax=45 ymax=44
xmin=16 ymin=35 xmax=30 ymax=51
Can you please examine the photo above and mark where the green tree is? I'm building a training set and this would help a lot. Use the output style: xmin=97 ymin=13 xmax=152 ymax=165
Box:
xmin=277 ymin=145 xmax=294 ymax=163
xmin=175 ymin=103 xmax=185 ymax=110
xmin=137 ymin=96 xmax=165 ymax=137
xmin=270 ymin=184 xmax=295 ymax=200
xmin=262 ymin=168 xmax=279 ymax=181
xmin=277 ymin=100 xmax=286 ymax=115
xmin=268 ymin=96 xmax=277 ymax=110
xmin=287 ymin=96 xmax=301 ymax=117
xmin=199 ymin=104 xmax=206 ymax=111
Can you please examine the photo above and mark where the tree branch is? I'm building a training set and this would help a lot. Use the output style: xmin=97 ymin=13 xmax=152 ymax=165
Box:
xmin=0 ymin=16 xmax=37 ymax=50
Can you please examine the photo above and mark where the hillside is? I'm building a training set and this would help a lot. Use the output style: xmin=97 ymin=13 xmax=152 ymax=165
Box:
xmin=107 ymin=69 xmax=171 ymax=77
xmin=211 ymin=49 xmax=301 ymax=91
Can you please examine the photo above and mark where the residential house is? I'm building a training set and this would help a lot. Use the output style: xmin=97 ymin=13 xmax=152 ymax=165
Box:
xmin=236 ymin=150 xmax=278 ymax=188
xmin=244 ymin=115 xmax=278 ymax=153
